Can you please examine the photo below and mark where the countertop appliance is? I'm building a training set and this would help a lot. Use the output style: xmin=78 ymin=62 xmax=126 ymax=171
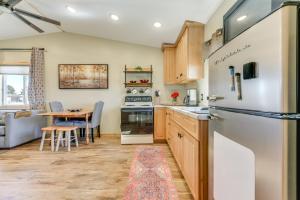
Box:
xmin=121 ymin=96 xmax=154 ymax=144
xmin=208 ymin=2 xmax=299 ymax=200
xmin=183 ymin=89 xmax=198 ymax=106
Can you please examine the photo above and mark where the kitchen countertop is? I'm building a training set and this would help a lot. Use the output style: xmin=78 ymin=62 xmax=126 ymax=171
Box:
xmin=155 ymin=105 xmax=209 ymax=121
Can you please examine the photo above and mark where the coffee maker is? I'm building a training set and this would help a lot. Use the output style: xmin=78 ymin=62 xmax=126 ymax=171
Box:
xmin=183 ymin=89 xmax=198 ymax=106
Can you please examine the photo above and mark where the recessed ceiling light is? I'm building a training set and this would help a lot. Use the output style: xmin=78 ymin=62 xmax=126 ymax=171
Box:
xmin=237 ymin=15 xmax=247 ymax=22
xmin=110 ymin=14 xmax=119 ymax=21
xmin=153 ymin=22 xmax=162 ymax=28
xmin=66 ymin=6 xmax=76 ymax=13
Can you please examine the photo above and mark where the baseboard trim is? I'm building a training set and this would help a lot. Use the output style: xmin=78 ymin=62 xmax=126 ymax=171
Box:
xmin=154 ymin=139 xmax=167 ymax=144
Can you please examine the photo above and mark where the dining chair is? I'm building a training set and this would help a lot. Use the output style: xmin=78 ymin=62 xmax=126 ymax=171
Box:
xmin=49 ymin=101 xmax=74 ymax=126
xmin=74 ymin=101 xmax=104 ymax=142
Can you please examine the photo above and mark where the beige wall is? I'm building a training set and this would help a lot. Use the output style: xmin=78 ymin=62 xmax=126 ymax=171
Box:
xmin=191 ymin=0 xmax=238 ymax=105
xmin=0 ymin=32 xmax=185 ymax=134
xmin=204 ymin=0 xmax=238 ymax=41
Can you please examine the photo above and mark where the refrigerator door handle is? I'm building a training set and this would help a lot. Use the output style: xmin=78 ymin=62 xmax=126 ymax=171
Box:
xmin=207 ymin=95 xmax=224 ymax=102
xmin=208 ymin=113 xmax=222 ymax=120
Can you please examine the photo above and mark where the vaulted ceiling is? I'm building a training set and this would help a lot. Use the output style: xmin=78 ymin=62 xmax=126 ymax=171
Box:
xmin=0 ymin=0 xmax=224 ymax=47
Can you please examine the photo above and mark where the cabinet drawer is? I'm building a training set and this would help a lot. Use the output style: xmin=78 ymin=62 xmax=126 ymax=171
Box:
xmin=173 ymin=111 xmax=199 ymax=141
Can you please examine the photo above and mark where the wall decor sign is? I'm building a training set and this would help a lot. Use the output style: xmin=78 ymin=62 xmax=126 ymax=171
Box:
xmin=59 ymin=64 xmax=108 ymax=89
xmin=212 ymin=44 xmax=251 ymax=65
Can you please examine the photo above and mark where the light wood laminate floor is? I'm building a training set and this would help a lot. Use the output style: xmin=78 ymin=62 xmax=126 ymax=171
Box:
xmin=0 ymin=135 xmax=193 ymax=200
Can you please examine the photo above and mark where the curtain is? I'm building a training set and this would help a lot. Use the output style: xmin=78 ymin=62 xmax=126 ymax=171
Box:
xmin=28 ymin=47 xmax=45 ymax=110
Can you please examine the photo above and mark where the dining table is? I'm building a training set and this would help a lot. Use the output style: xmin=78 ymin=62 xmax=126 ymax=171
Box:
xmin=38 ymin=109 xmax=93 ymax=144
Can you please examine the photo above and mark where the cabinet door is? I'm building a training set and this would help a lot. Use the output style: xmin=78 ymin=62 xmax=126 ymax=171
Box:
xmin=154 ymin=107 xmax=166 ymax=140
xmin=175 ymin=40 xmax=182 ymax=82
xmin=169 ymin=122 xmax=183 ymax=168
xmin=163 ymin=47 xmax=176 ymax=84
xmin=179 ymin=28 xmax=188 ymax=81
xmin=176 ymin=129 xmax=184 ymax=170
xmin=169 ymin=121 xmax=178 ymax=154
xmin=187 ymin=25 xmax=204 ymax=80
xmin=166 ymin=110 xmax=171 ymax=143
xmin=182 ymin=129 xmax=200 ymax=199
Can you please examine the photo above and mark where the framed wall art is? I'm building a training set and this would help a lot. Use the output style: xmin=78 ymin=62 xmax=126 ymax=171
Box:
xmin=59 ymin=64 xmax=108 ymax=89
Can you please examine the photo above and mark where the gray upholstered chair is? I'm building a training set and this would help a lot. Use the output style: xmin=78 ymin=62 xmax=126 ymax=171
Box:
xmin=49 ymin=101 xmax=74 ymax=126
xmin=74 ymin=101 xmax=104 ymax=142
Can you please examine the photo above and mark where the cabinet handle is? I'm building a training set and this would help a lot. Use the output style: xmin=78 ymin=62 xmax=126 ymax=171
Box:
xmin=180 ymin=73 xmax=183 ymax=77
xmin=176 ymin=76 xmax=179 ymax=79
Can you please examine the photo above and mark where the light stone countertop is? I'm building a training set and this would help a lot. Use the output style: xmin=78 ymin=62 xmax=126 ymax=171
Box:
xmin=154 ymin=105 xmax=209 ymax=121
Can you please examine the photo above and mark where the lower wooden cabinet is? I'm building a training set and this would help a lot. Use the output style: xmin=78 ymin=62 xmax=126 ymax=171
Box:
xmin=173 ymin=123 xmax=184 ymax=170
xmin=166 ymin=108 xmax=208 ymax=200
xmin=182 ymin=128 xmax=200 ymax=199
xmin=154 ymin=107 xmax=166 ymax=140
xmin=165 ymin=109 xmax=173 ymax=144
xmin=154 ymin=107 xmax=208 ymax=200
xmin=169 ymin=121 xmax=179 ymax=153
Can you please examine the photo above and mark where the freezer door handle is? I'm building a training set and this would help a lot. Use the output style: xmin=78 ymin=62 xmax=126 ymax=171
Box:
xmin=208 ymin=113 xmax=222 ymax=120
xmin=207 ymin=95 xmax=224 ymax=102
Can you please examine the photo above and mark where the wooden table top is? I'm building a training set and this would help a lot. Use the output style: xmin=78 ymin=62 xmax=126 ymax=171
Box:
xmin=38 ymin=110 xmax=93 ymax=117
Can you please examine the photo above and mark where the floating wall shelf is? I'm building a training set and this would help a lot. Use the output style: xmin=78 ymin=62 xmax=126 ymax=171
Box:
xmin=124 ymin=65 xmax=153 ymax=88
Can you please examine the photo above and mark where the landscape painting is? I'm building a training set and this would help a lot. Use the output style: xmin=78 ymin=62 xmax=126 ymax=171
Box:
xmin=59 ymin=64 xmax=108 ymax=89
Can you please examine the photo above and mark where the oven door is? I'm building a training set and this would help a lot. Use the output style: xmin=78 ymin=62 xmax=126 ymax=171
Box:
xmin=121 ymin=108 xmax=153 ymax=135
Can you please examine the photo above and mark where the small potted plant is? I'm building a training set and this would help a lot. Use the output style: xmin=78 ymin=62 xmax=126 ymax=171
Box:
xmin=171 ymin=91 xmax=179 ymax=105
xmin=135 ymin=66 xmax=143 ymax=71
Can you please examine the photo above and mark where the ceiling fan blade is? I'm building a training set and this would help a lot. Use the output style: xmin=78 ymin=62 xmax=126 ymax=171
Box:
xmin=13 ymin=11 xmax=44 ymax=33
xmin=14 ymin=8 xmax=61 ymax=26
xmin=7 ymin=0 xmax=22 ymax=7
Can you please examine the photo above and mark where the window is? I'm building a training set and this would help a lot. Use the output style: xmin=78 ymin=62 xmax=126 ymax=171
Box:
xmin=0 ymin=66 xmax=29 ymax=107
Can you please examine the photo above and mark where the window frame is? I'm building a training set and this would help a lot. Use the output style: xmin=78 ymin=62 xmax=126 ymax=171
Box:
xmin=0 ymin=65 xmax=30 ymax=110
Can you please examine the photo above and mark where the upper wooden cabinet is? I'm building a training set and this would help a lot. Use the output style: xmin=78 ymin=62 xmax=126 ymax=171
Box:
xmin=176 ymin=28 xmax=188 ymax=82
xmin=162 ymin=21 xmax=204 ymax=84
xmin=163 ymin=47 xmax=176 ymax=84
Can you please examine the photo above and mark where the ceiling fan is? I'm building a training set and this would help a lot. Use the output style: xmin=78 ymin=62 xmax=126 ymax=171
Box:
xmin=0 ymin=0 xmax=61 ymax=33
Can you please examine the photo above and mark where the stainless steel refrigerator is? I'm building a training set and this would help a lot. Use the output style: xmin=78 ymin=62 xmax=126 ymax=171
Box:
xmin=208 ymin=2 xmax=299 ymax=200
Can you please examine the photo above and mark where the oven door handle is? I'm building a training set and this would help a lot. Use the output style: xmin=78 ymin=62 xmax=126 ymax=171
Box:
xmin=121 ymin=109 xmax=153 ymax=113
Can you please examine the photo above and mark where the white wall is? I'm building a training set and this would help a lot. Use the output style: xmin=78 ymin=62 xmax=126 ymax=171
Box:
xmin=0 ymin=32 xmax=185 ymax=134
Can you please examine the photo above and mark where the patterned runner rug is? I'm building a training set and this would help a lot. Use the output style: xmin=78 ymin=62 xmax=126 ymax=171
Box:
xmin=124 ymin=146 xmax=179 ymax=200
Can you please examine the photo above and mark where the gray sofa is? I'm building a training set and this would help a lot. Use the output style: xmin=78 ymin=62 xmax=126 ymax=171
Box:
xmin=0 ymin=110 xmax=47 ymax=148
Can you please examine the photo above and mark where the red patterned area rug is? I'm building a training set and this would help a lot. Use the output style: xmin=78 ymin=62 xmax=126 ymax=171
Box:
xmin=124 ymin=146 xmax=179 ymax=200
